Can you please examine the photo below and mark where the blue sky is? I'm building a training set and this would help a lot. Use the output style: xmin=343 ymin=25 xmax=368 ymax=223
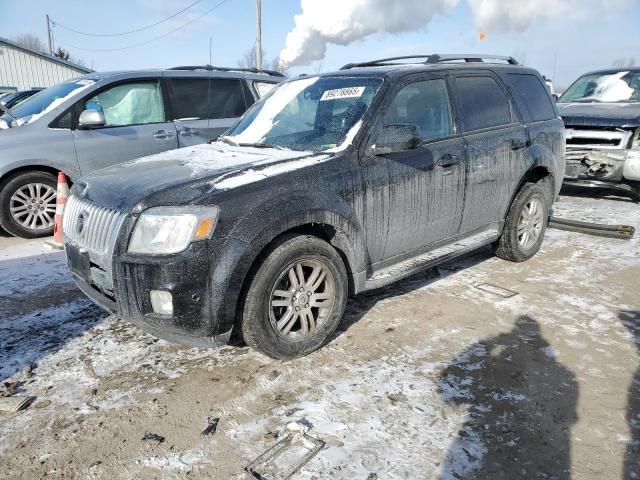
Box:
xmin=1 ymin=0 xmax=639 ymax=88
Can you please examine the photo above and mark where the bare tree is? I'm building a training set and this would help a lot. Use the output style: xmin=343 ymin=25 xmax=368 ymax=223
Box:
xmin=612 ymin=57 xmax=636 ymax=68
xmin=12 ymin=34 xmax=47 ymax=53
xmin=12 ymin=33 xmax=87 ymax=67
xmin=54 ymin=47 xmax=70 ymax=61
xmin=238 ymin=46 xmax=286 ymax=73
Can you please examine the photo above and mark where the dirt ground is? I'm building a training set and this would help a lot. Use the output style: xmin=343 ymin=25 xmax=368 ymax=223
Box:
xmin=0 ymin=190 xmax=639 ymax=480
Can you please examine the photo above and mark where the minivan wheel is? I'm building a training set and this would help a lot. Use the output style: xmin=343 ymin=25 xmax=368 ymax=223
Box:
xmin=0 ymin=171 xmax=57 ymax=238
xmin=241 ymin=234 xmax=348 ymax=359
xmin=495 ymin=180 xmax=550 ymax=263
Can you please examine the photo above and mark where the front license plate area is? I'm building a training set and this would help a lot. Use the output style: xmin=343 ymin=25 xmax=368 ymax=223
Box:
xmin=66 ymin=244 xmax=91 ymax=282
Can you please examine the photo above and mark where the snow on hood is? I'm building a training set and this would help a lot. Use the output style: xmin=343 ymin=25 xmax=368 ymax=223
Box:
xmin=77 ymin=143 xmax=333 ymax=210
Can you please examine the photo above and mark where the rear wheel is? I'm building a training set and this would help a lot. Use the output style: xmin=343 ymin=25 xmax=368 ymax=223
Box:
xmin=495 ymin=180 xmax=550 ymax=262
xmin=241 ymin=234 xmax=348 ymax=359
xmin=0 ymin=171 xmax=57 ymax=238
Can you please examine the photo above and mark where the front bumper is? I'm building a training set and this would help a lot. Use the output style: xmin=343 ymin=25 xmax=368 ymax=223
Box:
xmin=563 ymin=148 xmax=640 ymax=199
xmin=65 ymin=240 xmax=232 ymax=348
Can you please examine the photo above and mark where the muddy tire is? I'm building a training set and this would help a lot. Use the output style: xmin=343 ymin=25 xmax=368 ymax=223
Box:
xmin=241 ymin=234 xmax=348 ymax=359
xmin=495 ymin=180 xmax=550 ymax=263
xmin=0 ymin=171 xmax=57 ymax=238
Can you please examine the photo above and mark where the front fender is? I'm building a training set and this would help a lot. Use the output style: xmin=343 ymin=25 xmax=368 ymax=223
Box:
xmin=207 ymin=190 xmax=366 ymax=334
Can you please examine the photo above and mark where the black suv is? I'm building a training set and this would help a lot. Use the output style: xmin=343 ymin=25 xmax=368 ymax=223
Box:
xmin=63 ymin=54 xmax=565 ymax=359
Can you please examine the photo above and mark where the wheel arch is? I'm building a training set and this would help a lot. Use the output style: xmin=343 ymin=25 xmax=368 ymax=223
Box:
xmin=208 ymin=195 xmax=367 ymax=336
xmin=0 ymin=165 xmax=62 ymax=190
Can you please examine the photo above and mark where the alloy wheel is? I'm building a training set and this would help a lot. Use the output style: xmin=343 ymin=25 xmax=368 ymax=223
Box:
xmin=9 ymin=183 xmax=57 ymax=231
xmin=269 ymin=259 xmax=336 ymax=340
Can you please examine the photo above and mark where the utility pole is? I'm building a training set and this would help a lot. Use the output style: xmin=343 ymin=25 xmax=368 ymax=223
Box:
xmin=46 ymin=14 xmax=53 ymax=55
xmin=255 ymin=0 xmax=262 ymax=70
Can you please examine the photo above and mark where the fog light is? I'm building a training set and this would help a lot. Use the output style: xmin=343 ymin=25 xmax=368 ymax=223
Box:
xmin=150 ymin=290 xmax=173 ymax=315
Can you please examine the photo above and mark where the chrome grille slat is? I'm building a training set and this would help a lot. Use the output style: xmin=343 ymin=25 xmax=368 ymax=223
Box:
xmin=63 ymin=195 xmax=126 ymax=256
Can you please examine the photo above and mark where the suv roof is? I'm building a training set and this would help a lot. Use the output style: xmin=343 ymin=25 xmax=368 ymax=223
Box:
xmin=340 ymin=54 xmax=520 ymax=70
xmin=311 ymin=53 xmax=535 ymax=80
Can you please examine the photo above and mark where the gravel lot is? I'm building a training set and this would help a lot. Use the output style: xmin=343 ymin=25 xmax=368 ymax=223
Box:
xmin=0 ymin=191 xmax=638 ymax=480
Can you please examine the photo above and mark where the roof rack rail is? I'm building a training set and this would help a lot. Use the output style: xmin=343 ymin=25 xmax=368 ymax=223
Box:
xmin=340 ymin=54 xmax=519 ymax=70
xmin=167 ymin=65 xmax=285 ymax=77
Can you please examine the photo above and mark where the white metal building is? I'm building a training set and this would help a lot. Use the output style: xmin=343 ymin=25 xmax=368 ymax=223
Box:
xmin=0 ymin=37 xmax=92 ymax=93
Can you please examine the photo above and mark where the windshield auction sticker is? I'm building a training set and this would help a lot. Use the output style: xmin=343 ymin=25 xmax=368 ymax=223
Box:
xmin=320 ymin=86 xmax=365 ymax=101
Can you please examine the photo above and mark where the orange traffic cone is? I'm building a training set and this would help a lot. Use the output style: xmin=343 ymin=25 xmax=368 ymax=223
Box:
xmin=44 ymin=172 xmax=70 ymax=250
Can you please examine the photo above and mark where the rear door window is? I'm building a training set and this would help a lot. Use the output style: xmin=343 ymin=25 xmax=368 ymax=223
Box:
xmin=384 ymin=78 xmax=453 ymax=142
xmin=503 ymin=73 xmax=557 ymax=122
xmin=166 ymin=78 xmax=209 ymax=120
xmin=455 ymin=76 xmax=512 ymax=132
xmin=210 ymin=79 xmax=246 ymax=119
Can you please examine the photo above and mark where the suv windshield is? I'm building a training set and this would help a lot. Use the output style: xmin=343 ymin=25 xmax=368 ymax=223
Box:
xmin=224 ymin=76 xmax=383 ymax=152
xmin=559 ymin=70 xmax=640 ymax=103
xmin=3 ymin=79 xmax=96 ymax=126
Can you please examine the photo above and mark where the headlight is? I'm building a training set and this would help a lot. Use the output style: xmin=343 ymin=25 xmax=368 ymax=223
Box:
xmin=128 ymin=206 xmax=219 ymax=255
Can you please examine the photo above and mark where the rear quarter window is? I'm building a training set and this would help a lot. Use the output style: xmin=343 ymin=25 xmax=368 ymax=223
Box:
xmin=503 ymin=73 xmax=557 ymax=122
xmin=210 ymin=79 xmax=246 ymax=119
xmin=455 ymin=76 xmax=512 ymax=132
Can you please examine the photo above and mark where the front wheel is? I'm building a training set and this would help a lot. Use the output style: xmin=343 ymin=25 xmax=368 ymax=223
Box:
xmin=241 ymin=234 xmax=348 ymax=359
xmin=495 ymin=180 xmax=550 ymax=263
xmin=0 ymin=171 xmax=57 ymax=238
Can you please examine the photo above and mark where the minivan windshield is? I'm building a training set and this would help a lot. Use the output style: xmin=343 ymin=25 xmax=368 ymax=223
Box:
xmin=2 ymin=78 xmax=96 ymax=126
xmin=223 ymin=76 xmax=383 ymax=152
xmin=559 ymin=70 xmax=640 ymax=103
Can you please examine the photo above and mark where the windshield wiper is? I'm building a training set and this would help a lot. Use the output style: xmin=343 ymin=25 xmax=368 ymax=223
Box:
xmin=238 ymin=142 xmax=287 ymax=150
xmin=217 ymin=135 xmax=239 ymax=146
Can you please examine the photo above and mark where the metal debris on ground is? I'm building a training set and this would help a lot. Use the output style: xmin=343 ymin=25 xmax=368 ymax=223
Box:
xmin=549 ymin=216 xmax=636 ymax=240
xmin=245 ymin=429 xmax=325 ymax=480
xmin=201 ymin=417 xmax=220 ymax=436
xmin=474 ymin=283 xmax=519 ymax=299
xmin=141 ymin=433 xmax=165 ymax=444
xmin=0 ymin=395 xmax=36 ymax=413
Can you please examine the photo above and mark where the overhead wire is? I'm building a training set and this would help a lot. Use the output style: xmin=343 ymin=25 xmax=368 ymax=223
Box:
xmin=52 ymin=0 xmax=205 ymax=37
xmin=55 ymin=0 xmax=232 ymax=52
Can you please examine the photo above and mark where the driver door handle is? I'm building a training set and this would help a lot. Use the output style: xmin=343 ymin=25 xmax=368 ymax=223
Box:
xmin=153 ymin=129 xmax=174 ymax=140
xmin=510 ymin=138 xmax=531 ymax=150
xmin=437 ymin=153 xmax=460 ymax=168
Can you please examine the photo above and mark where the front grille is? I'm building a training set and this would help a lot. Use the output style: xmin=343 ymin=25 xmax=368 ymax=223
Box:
xmin=63 ymin=195 xmax=126 ymax=255
xmin=565 ymin=127 xmax=632 ymax=150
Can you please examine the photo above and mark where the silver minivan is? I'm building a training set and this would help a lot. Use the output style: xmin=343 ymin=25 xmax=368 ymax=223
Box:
xmin=0 ymin=66 xmax=284 ymax=238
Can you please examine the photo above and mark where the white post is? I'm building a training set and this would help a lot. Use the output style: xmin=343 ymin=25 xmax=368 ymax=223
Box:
xmin=46 ymin=14 xmax=53 ymax=55
xmin=256 ymin=0 xmax=262 ymax=69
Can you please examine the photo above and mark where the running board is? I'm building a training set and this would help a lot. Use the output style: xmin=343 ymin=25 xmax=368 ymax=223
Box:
xmin=364 ymin=228 xmax=500 ymax=291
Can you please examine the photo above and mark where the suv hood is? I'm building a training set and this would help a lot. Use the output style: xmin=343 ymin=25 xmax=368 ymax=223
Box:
xmin=75 ymin=143 xmax=331 ymax=211
xmin=558 ymin=102 xmax=640 ymax=128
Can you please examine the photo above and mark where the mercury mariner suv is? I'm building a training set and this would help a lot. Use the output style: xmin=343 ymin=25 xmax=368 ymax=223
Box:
xmin=63 ymin=54 xmax=565 ymax=359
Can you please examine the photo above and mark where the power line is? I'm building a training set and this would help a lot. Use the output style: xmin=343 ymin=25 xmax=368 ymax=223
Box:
xmin=56 ymin=0 xmax=232 ymax=53
xmin=52 ymin=0 xmax=205 ymax=37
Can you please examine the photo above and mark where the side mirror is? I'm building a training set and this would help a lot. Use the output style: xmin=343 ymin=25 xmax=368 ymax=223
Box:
xmin=552 ymin=94 xmax=560 ymax=102
xmin=371 ymin=124 xmax=422 ymax=155
xmin=78 ymin=109 xmax=106 ymax=129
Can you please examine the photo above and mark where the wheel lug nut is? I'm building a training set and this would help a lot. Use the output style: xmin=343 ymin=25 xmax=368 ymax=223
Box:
xmin=299 ymin=287 xmax=304 ymax=292
xmin=307 ymin=292 xmax=312 ymax=296
xmin=295 ymin=306 xmax=300 ymax=311
xmin=305 ymin=304 xmax=309 ymax=308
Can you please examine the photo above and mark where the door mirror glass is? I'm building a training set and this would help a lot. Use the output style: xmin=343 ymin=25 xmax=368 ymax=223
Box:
xmin=78 ymin=109 xmax=106 ymax=129
xmin=371 ymin=124 xmax=422 ymax=155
